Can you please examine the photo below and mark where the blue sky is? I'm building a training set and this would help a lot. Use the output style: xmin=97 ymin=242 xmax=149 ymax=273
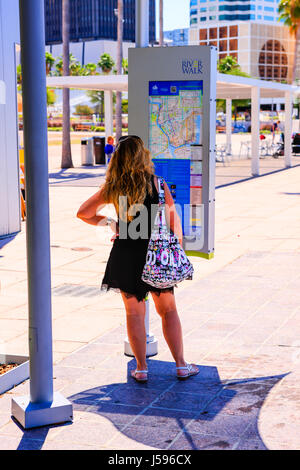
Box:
xmin=155 ymin=0 xmax=190 ymax=35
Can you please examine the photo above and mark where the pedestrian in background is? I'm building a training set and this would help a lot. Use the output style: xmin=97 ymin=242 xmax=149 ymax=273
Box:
xmin=104 ymin=135 xmax=115 ymax=165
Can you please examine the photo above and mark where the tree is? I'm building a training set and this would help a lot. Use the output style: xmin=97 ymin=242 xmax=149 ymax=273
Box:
xmin=122 ymin=58 xmax=128 ymax=75
xmin=279 ymin=0 xmax=300 ymax=83
xmin=86 ymin=90 xmax=104 ymax=120
xmin=98 ymin=53 xmax=115 ymax=74
xmin=47 ymin=88 xmax=57 ymax=107
xmin=159 ymin=0 xmax=164 ymax=46
xmin=17 ymin=64 xmax=22 ymax=87
xmin=45 ymin=52 xmax=55 ymax=76
xmin=115 ymin=0 xmax=123 ymax=142
xmin=83 ymin=63 xmax=98 ymax=75
xmin=61 ymin=0 xmax=73 ymax=169
xmin=217 ymin=55 xmax=250 ymax=77
xmin=74 ymin=104 xmax=94 ymax=116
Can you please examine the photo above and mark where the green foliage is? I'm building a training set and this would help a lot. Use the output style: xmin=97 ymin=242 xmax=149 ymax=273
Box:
xmin=45 ymin=52 xmax=55 ymax=75
xmin=54 ymin=54 xmax=85 ymax=76
xmin=17 ymin=64 xmax=22 ymax=86
xmin=86 ymin=90 xmax=104 ymax=115
xmin=278 ymin=0 xmax=300 ymax=34
xmin=47 ymin=88 xmax=57 ymax=106
xmin=122 ymin=58 xmax=128 ymax=75
xmin=83 ymin=63 xmax=98 ymax=75
xmin=74 ymin=104 xmax=94 ymax=116
xmin=217 ymin=55 xmax=250 ymax=77
xmin=122 ymin=98 xmax=128 ymax=114
xmin=98 ymin=53 xmax=115 ymax=74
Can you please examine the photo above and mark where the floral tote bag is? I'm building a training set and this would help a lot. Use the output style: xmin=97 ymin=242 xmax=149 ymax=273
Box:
xmin=141 ymin=177 xmax=194 ymax=289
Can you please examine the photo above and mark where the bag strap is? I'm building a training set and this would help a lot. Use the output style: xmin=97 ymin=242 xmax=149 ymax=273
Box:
xmin=157 ymin=177 xmax=165 ymax=206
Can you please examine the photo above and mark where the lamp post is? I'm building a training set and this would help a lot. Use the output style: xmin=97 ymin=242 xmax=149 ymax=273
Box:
xmin=11 ymin=0 xmax=73 ymax=429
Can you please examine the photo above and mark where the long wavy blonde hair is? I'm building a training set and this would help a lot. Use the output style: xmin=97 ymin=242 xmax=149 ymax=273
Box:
xmin=102 ymin=135 xmax=154 ymax=221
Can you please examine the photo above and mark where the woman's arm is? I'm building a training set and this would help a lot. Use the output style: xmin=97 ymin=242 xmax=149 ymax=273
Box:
xmin=163 ymin=180 xmax=183 ymax=247
xmin=77 ymin=186 xmax=116 ymax=231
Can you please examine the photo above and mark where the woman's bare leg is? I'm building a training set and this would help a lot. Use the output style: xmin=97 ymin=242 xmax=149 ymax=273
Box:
xmin=121 ymin=292 xmax=147 ymax=379
xmin=151 ymin=290 xmax=198 ymax=377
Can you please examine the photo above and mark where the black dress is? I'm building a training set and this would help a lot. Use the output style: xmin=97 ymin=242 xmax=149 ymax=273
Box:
xmin=101 ymin=175 xmax=173 ymax=302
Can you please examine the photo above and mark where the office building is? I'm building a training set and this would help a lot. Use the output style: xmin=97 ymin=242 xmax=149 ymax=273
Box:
xmin=189 ymin=0 xmax=297 ymax=83
xmin=45 ymin=0 xmax=156 ymax=63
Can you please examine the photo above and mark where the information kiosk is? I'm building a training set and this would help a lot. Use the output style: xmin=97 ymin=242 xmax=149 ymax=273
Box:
xmin=128 ymin=46 xmax=217 ymax=258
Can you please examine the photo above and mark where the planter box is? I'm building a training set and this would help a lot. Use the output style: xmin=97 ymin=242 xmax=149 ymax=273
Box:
xmin=0 ymin=354 xmax=29 ymax=395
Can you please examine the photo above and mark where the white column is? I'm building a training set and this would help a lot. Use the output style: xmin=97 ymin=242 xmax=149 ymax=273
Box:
xmin=104 ymin=90 xmax=113 ymax=141
xmin=284 ymin=90 xmax=292 ymax=168
xmin=226 ymin=98 xmax=232 ymax=155
xmin=251 ymin=86 xmax=260 ymax=176
xmin=135 ymin=0 xmax=149 ymax=48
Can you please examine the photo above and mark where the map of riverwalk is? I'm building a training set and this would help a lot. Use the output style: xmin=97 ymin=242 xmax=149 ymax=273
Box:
xmin=149 ymin=81 xmax=203 ymax=160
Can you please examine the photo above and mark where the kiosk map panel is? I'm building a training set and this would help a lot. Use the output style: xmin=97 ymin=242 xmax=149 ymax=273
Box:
xmin=149 ymin=81 xmax=203 ymax=237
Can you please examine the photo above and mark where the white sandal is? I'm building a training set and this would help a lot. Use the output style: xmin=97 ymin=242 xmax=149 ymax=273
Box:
xmin=176 ymin=363 xmax=199 ymax=380
xmin=131 ymin=369 xmax=148 ymax=383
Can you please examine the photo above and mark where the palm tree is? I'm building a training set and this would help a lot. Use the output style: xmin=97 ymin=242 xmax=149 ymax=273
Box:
xmin=278 ymin=0 xmax=300 ymax=83
xmin=115 ymin=0 xmax=124 ymax=142
xmin=45 ymin=52 xmax=55 ymax=76
xmin=61 ymin=0 xmax=73 ymax=169
xmin=159 ymin=0 xmax=164 ymax=46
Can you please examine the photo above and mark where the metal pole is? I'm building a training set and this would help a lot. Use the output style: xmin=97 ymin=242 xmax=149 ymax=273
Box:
xmin=284 ymin=90 xmax=292 ymax=168
xmin=12 ymin=0 xmax=72 ymax=429
xmin=124 ymin=0 xmax=157 ymax=358
xmin=251 ymin=86 xmax=260 ymax=176
xmin=135 ymin=0 xmax=149 ymax=48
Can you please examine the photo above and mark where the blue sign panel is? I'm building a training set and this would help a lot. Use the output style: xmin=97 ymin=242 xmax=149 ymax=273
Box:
xmin=149 ymin=80 xmax=203 ymax=236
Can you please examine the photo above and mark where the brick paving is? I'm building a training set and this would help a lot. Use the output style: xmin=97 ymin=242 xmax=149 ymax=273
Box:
xmin=0 ymin=162 xmax=299 ymax=450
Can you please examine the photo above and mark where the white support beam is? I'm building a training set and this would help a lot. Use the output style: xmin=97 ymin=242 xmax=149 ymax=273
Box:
xmin=226 ymin=98 xmax=232 ymax=154
xmin=104 ymin=90 xmax=113 ymax=141
xmin=284 ymin=90 xmax=292 ymax=168
xmin=251 ymin=86 xmax=260 ymax=176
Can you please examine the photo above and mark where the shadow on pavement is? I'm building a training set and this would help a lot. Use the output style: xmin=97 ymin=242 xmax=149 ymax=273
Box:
xmin=0 ymin=233 xmax=18 ymax=252
xmin=67 ymin=359 xmax=286 ymax=450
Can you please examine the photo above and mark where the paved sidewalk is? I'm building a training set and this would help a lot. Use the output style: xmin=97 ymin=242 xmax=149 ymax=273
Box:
xmin=0 ymin=165 xmax=299 ymax=450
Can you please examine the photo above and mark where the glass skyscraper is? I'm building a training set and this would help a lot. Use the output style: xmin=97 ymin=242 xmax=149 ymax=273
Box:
xmin=45 ymin=0 xmax=156 ymax=45
xmin=189 ymin=0 xmax=281 ymax=25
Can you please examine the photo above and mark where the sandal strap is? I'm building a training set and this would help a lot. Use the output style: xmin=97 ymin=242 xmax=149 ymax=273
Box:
xmin=176 ymin=364 xmax=193 ymax=372
xmin=176 ymin=363 xmax=190 ymax=371
xmin=135 ymin=370 xmax=148 ymax=374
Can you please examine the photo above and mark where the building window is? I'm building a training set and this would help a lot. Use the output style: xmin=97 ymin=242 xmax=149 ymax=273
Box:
xmin=209 ymin=27 xmax=217 ymax=39
xmin=264 ymin=15 xmax=274 ymax=21
xmin=219 ymin=26 xmax=228 ymax=38
xmin=200 ymin=16 xmax=207 ymax=21
xmin=200 ymin=7 xmax=207 ymax=12
xmin=229 ymin=25 xmax=238 ymax=37
xmin=190 ymin=9 xmax=198 ymax=15
xmin=190 ymin=0 xmax=198 ymax=6
xmin=229 ymin=38 xmax=238 ymax=51
xmin=209 ymin=15 xmax=217 ymax=20
xmin=200 ymin=29 xmax=208 ymax=40
xmin=219 ymin=39 xmax=227 ymax=52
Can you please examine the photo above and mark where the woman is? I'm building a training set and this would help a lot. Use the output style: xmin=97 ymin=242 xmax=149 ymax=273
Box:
xmin=77 ymin=135 xmax=199 ymax=383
